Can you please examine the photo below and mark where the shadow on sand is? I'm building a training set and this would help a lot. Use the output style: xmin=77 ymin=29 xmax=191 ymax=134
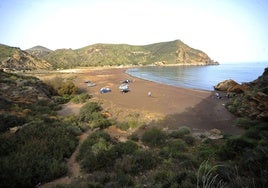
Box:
xmin=138 ymin=93 xmax=243 ymax=135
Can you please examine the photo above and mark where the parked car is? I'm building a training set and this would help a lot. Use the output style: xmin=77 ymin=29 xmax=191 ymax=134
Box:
xmin=100 ymin=87 xmax=111 ymax=94
xmin=87 ymin=83 xmax=96 ymax=87
xmin=119 ymin=84 xmax=130 ymax=93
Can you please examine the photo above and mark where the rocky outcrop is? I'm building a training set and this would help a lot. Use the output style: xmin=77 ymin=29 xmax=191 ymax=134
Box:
xmin=176 ymin=41 xmax=218 ymax=65
xmin=214 ymin=79 xmax=248 ymax=93
xmin=223 ymin=67 xmax=268 ymax=120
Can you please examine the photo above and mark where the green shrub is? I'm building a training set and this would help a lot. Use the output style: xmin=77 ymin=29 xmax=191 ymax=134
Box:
xmin=45 ymin=77 xmax=78 ymax=96
xmin=183 ymin=135 xmax=196 ymax=145
xmin=0 ymin=114 xmax=26 ymax=133
xmin=162 ymin=139 xmax=187 ymax=158
xmin=115 ymin=150 xmax=157 ymax=175
xmin=235 ymin=117 xmax=257 ymax=129
xmin=0 ymin=121 xmax=78 ymax=187
xmin=197 ymin=139 xmax=221 ymax=161
xmin=128 ymin=133 xmax=139 ymax=141
xmin=111 ymin=172 xmax=134 ymax=187
xmin=141 ymin=127 xmax=167 ymax=147
xmin=71 ymin=93 xmax=92 ymax=103
xmin=52 ymin=95 xmax=72 ymax=104
xmin=169 ymin=126 xmax=191 ymax=139
xmin=217 ymin=136 xmax=256 ymax=160
xmin=79 ymin=102 xmax=102 ymax=121
xmin=77 ymin=131 xmax=116 ymax=172
xmin=111 ymin=140 xmax=139 ymax=157
xmin=153 ymin=170 xmax=189 ymax=187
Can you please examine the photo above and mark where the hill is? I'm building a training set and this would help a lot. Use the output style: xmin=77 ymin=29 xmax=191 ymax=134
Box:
xmin=44 ymin=40 xmax=218 ymax=68
xmin=0 ymin=44 xmax=52 ymax=71
xmin=1 ymin=40 xmax=218 ymax=70
xmin=26 ymin=45 xmax=53 ymax=57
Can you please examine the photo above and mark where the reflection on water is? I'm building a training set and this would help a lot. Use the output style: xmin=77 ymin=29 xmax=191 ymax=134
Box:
xmin=126 ymin=62 xmax=268 ymax=91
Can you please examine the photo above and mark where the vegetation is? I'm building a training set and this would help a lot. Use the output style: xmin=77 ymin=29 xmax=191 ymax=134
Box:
xmin=0 ymin=70 xmax=267 ymax=187
xmin=42 ymin=40 xmax=216 ymax=68
xmin=0 ymin=44 xmax=18 ymax=62
xmin=0 ymin=71 xmax=80 ymax=187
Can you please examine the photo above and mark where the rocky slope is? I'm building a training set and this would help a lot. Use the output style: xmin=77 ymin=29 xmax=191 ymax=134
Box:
xmin=0 ymin=70 xmax=54 ymax=106
xmin=216 ymin=67 xmax=268 ymax=120
xmin=0 ymin=44 xmax=52 ymax=71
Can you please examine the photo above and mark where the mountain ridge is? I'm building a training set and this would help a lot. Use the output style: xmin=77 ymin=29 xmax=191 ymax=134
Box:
xmin=1 ymin=40 xmax=218 ymax=70
xmin=44 ymin=40 xmax=218 ymax=68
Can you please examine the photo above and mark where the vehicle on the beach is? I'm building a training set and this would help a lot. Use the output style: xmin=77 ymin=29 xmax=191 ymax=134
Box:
xmin=100 ymin=87 xmax=111 ymax=94
xmin=119 ymin=84 xmax=130 ymax=93
xmin=87 ymin=82 xmax=96 ymax=87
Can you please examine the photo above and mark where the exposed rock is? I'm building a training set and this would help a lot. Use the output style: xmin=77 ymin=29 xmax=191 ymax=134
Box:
xmin=206 ymin=129 xmax=223 ymax=139
xmin=214 ymin=79 xmax=248 ymax=93
xmin=9 ymin=126 xmax=20 ymax=133
xmin=176 ymin=42 xmax=218 ymax=65
xmin=225 ymin=67 xmax=268 ymax=120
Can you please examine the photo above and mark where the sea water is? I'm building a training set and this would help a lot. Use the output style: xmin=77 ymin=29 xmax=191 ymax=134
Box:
xmin=126 ymin=62 xmax=268 ymax=91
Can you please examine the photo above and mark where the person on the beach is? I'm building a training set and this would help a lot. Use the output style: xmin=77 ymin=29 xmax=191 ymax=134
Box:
xmin=216 ymin=92 xmax=221 ymax=99
xmin=148 ymin=92 xmax=152 ymax=97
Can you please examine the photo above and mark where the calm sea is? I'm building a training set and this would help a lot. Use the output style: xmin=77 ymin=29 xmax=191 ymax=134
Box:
xmin=126 ymin=62 xmax=268 ymax=91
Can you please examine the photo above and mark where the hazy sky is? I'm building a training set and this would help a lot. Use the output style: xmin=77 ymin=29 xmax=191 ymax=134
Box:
xmin=0 ymin=0 xmax=268 ymax=63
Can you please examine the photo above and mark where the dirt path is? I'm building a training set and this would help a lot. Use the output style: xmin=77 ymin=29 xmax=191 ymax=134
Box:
xmin=40 ymin=130 xmax=91 ymax=188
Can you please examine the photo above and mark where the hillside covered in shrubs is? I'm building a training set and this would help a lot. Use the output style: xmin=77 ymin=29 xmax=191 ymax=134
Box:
xmin=1 ymin=40 xmax=218 ymax=70
xmin=0 ymin=70 xmax=267 ymax=187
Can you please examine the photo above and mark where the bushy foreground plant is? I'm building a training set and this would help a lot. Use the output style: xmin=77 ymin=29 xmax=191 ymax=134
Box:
xmin=78 ymin=101 xmax=112 ymax=129
xmin=141 ymin=127 xmax=167 ymax=147
xmin=0 ymin=120 xmax=78 ymax=187
xmin=0 ymin=114 xmax=26 ymax=133
xmin=77 ymin=131 xmax=158 ymax=177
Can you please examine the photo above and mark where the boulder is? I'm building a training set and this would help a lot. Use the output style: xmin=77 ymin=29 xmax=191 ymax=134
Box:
xmin=214 ymin=79 xmax=239 ymax=91
xmin=207 ymin=128 xmax=223 ymax=139
xmin=214 ymin=79 xmax=248 ymax=93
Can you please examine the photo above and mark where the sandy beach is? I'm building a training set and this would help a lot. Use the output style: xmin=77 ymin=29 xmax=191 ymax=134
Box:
xmin=59 ymin=67 xmax=242 ymax=135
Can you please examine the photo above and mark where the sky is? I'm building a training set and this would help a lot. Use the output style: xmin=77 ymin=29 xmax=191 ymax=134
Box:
xmin=0 ymin=0 xmax=268 ymax=63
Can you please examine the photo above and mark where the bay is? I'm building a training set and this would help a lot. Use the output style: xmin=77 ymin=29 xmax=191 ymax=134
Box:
xmin=126 ymin=62 xmax=268 ymax=91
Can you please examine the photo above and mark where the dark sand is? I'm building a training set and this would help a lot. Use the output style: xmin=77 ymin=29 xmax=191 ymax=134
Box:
xmin=58 ymin=67 xmax=242 ymax=134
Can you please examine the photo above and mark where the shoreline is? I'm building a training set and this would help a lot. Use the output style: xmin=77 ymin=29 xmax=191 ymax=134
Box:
xmin=57 ymin=66 xmax=242 ymax=135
